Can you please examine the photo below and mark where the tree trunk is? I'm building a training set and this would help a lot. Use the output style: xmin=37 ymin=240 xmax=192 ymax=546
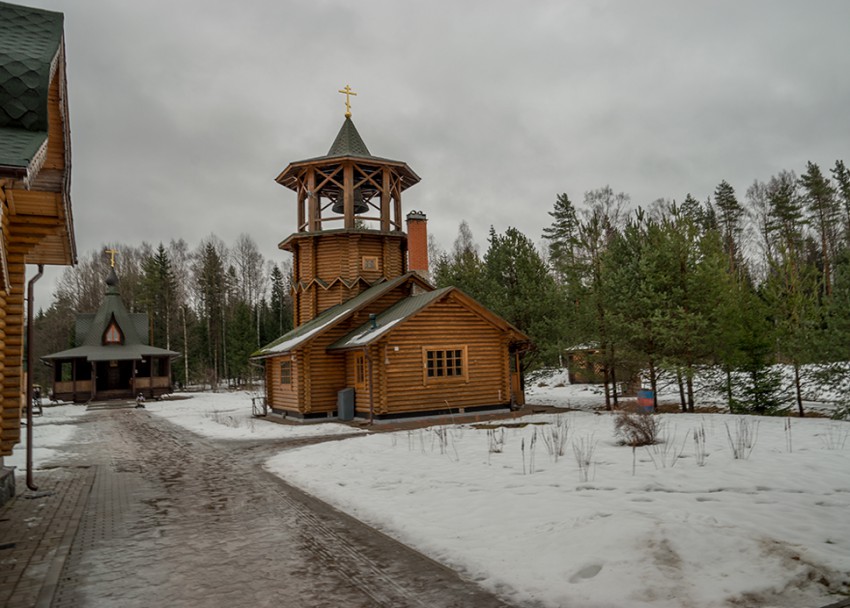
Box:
xmin=794 ymin=362 xmax=805 ymax=417
xmin=610 ymin=345 xmax=619 ymax=408
xmin=676 ymin=368 xmax=686 ymax=412
xmin=725 ymin=365 xmax=733 ymax=411
xmin=649 ymin=358 xmax=658 ymax=412
xmin=182 ymin=305 xmax=189 ymax=388
xmin=686 ymin=367 xmax=695 ymax=413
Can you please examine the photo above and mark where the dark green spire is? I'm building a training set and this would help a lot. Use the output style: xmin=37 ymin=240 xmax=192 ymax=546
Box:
xmin=327 ymin=117 xmax=372 ymax=157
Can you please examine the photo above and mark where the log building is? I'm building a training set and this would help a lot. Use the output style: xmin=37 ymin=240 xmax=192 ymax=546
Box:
xmin=0 ymin=2 xmax=77 ymax=502
xmin=253 ymin=92 xmax=529 ymax=420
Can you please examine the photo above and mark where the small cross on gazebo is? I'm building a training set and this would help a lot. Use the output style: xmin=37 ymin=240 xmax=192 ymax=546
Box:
xmin=104 ymin=248 xmax=118 ymax=268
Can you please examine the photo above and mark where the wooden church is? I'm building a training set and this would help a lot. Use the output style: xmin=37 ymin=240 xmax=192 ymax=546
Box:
xmin=252 ymin=90 xmax=530 ymax=420
xmin=43 ymin=263 xmax=179 ymax=402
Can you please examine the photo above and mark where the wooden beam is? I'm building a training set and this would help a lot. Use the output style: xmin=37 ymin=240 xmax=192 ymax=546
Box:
xmin=343 ymin=162 xmax=354 ymax=229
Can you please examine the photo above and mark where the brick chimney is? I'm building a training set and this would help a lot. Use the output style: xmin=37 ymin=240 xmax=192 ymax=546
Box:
xmin=406 ymin=211 xmax=429 ymax=279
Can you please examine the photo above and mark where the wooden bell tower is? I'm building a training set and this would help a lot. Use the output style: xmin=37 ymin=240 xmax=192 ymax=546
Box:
xmin=275 ymin=87 xmax=421 ymax=326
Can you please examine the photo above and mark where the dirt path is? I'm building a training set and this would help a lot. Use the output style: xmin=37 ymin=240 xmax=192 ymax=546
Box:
xmin=51 ymin=409 xmax=517 ymax=607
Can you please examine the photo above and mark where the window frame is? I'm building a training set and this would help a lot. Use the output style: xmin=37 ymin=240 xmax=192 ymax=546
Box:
xmin=103 ymin=321 xmax=123 ymax=345
xmin=422 ymin=346 xmax=468 ymax=385
xmin=279 ymin=360 xmax=292 ymax=385
xmin=353 ymin=352 xmax=367 ymax=388
xmin=361 ymin=256 xmax=380 ymax=271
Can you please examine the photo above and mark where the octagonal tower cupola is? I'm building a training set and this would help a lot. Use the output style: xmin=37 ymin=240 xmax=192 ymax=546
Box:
xmin=276 ymin=87 xmax=422 ymax=326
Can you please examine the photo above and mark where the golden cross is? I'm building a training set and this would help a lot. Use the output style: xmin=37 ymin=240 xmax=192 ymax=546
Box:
xmin=104 ymin=248 xmax=118 ymax=268
xmin=338 ymin=84 xmax=357 ymax=118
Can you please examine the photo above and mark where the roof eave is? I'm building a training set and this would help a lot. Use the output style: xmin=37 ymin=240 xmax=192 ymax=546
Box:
xmin=275 ymin=155 xmax=421 ymax=192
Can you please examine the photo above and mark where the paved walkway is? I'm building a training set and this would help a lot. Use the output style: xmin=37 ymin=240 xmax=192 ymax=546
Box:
xmin=1 ymin=407 xmax=516 ymax=607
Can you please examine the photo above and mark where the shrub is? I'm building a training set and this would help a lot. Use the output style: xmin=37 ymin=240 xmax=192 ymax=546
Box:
xmin=613 ymin=410 xmax=662 ymax=446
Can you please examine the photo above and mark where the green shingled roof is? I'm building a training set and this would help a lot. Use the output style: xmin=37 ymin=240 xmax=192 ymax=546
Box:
xmin=0 ymin=1 xmax=62 ymax=170
xmin=326 ymin=117 xmax=372 ymax=157
xmin=0 ymin=2 xmax=62 ymax=130
xmin=0 ymin=126 xmax=46 ymax=169
xmin=43 ymin=268 xmax=179 ymax=362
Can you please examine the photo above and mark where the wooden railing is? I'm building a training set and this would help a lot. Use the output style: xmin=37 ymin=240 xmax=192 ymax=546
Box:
xmin=54 ymin=380 xmax=91 ymax=393
xmin=132 ymin=376 xmax=171 ymax=389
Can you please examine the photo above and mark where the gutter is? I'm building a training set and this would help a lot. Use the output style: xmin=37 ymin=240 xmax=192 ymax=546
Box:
xmin=26 ymin=264 xmax=44 ymax=491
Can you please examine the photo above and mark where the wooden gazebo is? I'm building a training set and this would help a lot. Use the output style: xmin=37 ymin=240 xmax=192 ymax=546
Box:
xmin=43 ymin=267 xmax=178 ymax=402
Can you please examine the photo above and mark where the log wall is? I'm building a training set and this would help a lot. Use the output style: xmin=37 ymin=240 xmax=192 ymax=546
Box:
xmin=375 ymin=297 xmax=512 ymax=415
xmin=0 ymin=258 xmax=25 ymax=456
xmin=266 ymin=352 xmax=299 ymax=411
xmin=0 ymin=186 xmax=6 ymax=455
xmin=265 ymin=282 xmax=415 ymax=415
xmin=290 ymin=232 xmax=406 ymax=326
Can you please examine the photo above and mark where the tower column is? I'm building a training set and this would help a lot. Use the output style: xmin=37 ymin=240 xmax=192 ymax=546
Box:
xmin=381 ymin=168 xmax=390 ymax=231
xmin=307 ymin=169 xmax=318 ymax=231
xmin=343 ymin=162 xmax=354 ymax=229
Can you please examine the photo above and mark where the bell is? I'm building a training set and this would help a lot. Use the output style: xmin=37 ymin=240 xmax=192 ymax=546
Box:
xmin=331 ymin=188 xmax=369 ymax=215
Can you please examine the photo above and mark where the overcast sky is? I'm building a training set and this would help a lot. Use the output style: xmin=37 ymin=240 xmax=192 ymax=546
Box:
xmin=24 ymin=0 xmax=850 ymax=298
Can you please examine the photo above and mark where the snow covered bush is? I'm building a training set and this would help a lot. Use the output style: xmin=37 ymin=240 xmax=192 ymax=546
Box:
xmin=613 ymin=410 xmax=661 ymax=446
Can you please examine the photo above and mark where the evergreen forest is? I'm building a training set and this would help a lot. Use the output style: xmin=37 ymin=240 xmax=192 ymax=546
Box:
xmin=34 ymin=159 xmax=850 ymax=417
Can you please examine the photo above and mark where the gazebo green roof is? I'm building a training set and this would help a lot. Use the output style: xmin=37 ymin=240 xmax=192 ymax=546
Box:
xmin=43 ymin=267 xmax=179 ymax=363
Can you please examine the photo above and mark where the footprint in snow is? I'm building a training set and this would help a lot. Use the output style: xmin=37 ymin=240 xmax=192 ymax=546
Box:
xmin=569 ymin=563 xmax=603 ymax=583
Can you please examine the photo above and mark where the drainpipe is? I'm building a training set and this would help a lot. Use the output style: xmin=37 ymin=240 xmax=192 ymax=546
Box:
xmin=363 ymin=347 xmax=374 ymax=425
xmin=26 ymin=264 xmax=44 ymax=491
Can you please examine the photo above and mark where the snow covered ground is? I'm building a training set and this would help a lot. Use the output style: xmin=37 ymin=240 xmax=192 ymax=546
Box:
xmin=266 ymin=410 xmax=850 ymax=608
xmin=5 ymin=404 xmax=87 ymax=471
xmin=144 ymin=391 xmax=364 ymax=440
xmin=14 ymin=380 xmax=850 ymax=607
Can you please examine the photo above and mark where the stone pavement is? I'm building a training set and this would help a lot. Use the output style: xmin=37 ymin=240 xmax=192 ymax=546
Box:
xmin=0 ymin=407 xmax=517 ymax=607
xmin=0 ymin=467 xmax=94 ymax=608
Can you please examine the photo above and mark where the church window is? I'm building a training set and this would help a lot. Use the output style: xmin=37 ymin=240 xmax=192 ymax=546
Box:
xmin=104 ymin=322 xmax=122 ymax=344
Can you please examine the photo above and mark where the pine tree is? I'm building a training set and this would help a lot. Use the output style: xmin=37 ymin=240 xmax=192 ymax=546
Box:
xmin=268 ymin=264 xmax=289 ymax=337
xmin=140 ymin=243 xmax=177 ymax=349
xmin=713 ymin=180 xmax=745 ymax=277
xmin=541 ymin=193 xmax=579 ymax=284
xmin=573 ymin=189 xmax=626 ymax=409
xmin=194 ymin=240 xmax=227 ymax=388
xmin=799 ymin=161 xmax=839 ymax=296
xmin=481 ymin=226 xmax=565 ymax=367
xmin=831 ymin=160 xmax=850 ymax=244
xmin=226 ymin=300 xmax=254 ymax=386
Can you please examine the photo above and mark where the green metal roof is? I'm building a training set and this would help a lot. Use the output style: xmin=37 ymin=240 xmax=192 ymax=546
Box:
xmin=328 ymin=287 xmax=452 ymax=350
xmin=252 ymin=273 xmax=429 ymax=358
xmin=0 ymin=1 xmax=63 ymax=170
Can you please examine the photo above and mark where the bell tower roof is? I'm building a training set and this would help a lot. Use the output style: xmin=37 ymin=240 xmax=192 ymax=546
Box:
xmin=327 ymin=117 xmax=372 ymax=158
xmin=275 ymin=117 xmax=420 ymax=192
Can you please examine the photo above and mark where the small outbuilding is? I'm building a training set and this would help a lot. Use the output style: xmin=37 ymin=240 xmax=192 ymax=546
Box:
xmin=43 ymin=267 xmax=178 ymax=402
